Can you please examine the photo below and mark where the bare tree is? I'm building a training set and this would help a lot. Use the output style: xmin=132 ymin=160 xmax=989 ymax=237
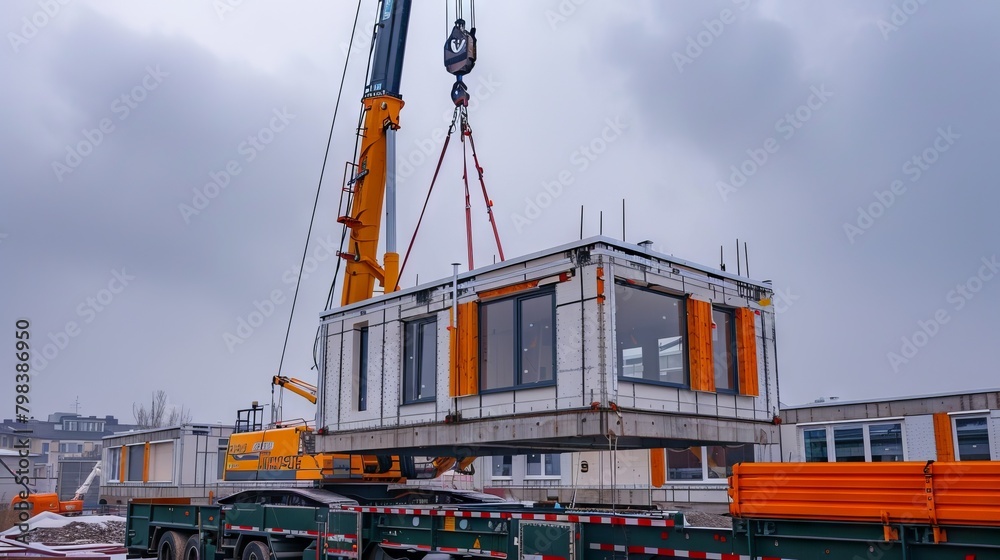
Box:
xmin=133 ymin=390 xmax=193 ymax=428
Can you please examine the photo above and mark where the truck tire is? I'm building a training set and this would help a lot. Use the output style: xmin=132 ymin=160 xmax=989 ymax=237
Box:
xmin=184 ymin=534 xmax=201 ymax=560
xmin=242 ymin=540 xmax=271 ymax=560
xmin=158 ymin=531 xmax=186 ymax=560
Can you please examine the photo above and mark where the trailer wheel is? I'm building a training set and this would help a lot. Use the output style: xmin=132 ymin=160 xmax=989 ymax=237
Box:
xmin=184 ymin=534 xmax=201 ymax=560
xmin=242 ymin=540 xmax=271 ymax=560
xmin=158 ymin=531 xmax=186 ymax=560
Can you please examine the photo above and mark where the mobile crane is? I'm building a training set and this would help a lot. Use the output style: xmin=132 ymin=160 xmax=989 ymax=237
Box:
xmin=224 ymin=0 xmax=478 ymax=484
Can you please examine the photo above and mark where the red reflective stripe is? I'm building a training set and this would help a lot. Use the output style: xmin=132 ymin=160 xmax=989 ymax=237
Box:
xmin=381 ymin=542 xmax=432 ymax=551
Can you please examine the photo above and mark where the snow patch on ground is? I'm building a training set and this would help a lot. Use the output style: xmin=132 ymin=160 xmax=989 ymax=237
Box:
xmin=1 ymin=511 xmax=126 ymax=535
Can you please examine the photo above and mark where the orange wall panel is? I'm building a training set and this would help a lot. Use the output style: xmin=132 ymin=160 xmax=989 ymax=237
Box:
xmin=735 ymin=307 xmax=759 ymax=396
xmin=933 ymin=412 xmax=956 ymax=462
xmin=687 ymin=297 xmax=714 ymax=392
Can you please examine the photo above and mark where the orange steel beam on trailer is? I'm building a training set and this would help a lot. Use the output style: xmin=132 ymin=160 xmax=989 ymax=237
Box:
xmin=729 ymin=461 xmax=1000 ymax=540
xmin=339 ymin=95 xmax=404 ymax=306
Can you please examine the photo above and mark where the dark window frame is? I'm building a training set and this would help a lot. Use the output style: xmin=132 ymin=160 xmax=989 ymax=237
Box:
xmin=803 ymin=428 xmax=829 ymax=462
xmin=525 ymin=452 xmax=561 ymax=477
xmin=614 ymin=281 xmax=689 ymax=388
xmin=357 ymin=327 xmax=369 ymax=411
xmin=402 ymin=316 xmax=437 ymax=405
xmin=712 ymin=306 xmax=739 ymax=394
xmin=491 ymin=455 xmax=512 ymax=478
xmin=954 ymin=415 xmax=991 ymax=461
xmin=478 ymin=288 xmax=557 ymax=394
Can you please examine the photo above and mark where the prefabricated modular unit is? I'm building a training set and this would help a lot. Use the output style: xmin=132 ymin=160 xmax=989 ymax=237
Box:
xmin=316 ymin=237 xmax=781 ymax=458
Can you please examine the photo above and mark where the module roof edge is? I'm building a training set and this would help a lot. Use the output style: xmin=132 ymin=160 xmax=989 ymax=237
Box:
xmin=320 ymin=236 xmax=771 ymax=319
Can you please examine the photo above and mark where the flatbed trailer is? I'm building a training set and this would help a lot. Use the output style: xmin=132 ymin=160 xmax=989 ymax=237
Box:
xmin=125 ymin=463 xmax=1000 ymax=560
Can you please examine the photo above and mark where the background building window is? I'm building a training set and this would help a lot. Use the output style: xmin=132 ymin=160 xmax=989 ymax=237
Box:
xmin=954 ymin=416 xmax=991 ymax=460
xmin=804 ymin=429 xmax=829 ymax=462
xmin=107 ymin=447 xmax=121 ymax=481
xmin=833 ymin=427 xmax=865 ymax=462
xmin=491 ymin=455 xmax=512 ymax=478
xmin=402 ymin=318 xmax=436 ymax=404
xmin=147 ymin=442 xmax=174 ymax=482
xmin=668 ymin=445 xmax=754 ymax=481
xmin=615 ymin=283 xmax=686 ymax=386
xmin=803 ymin=422 xmax=905 ymax=462
xmin=707 ymin=444 xmax=753 ymax=478
xmin=667 ymin=448 xmax=703 ymax=480
xmin=480 ymin=291 xmax=555 ymax=391
xmin=526 ymin=453 xmax=560 ymax=477
xmin=869 ymin=423 xmax=904 ymax=462
xmin=126 ymin=445 xmax=144 ymax=482
xmin=59 ymin=442 xmax=84 ymax=454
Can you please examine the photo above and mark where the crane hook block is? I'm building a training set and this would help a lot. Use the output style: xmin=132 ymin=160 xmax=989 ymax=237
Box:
xmin=451 ymin=79 xmax=470 ymax=107
xmin=444 ymin=19 xmax=477 ymax=76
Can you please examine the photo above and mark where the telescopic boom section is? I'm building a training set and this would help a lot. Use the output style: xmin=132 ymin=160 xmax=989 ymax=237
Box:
xmin=272 ymin=375 xmax=318 ymax=404
xmin=339 ymin=0 xmax=412 ymax=306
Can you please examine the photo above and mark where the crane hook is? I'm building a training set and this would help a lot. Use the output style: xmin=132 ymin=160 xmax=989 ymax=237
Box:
xmin=451 ymin=77 xmax=470 ymax=107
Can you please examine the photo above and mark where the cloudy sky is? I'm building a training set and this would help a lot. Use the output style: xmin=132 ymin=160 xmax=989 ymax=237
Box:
xmin=2 ymin=0 xmax=998 ymax=426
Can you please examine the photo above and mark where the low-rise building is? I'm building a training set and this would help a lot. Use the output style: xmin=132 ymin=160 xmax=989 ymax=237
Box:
xmin=779 ymin=389 xmax=1000 ymax=463
xmin=100 ymin=423 xmax=263 ymax=505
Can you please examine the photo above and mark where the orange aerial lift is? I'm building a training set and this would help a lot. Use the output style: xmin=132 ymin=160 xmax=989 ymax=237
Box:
xmin=8 ymin=462 xmax=100 ymax=518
